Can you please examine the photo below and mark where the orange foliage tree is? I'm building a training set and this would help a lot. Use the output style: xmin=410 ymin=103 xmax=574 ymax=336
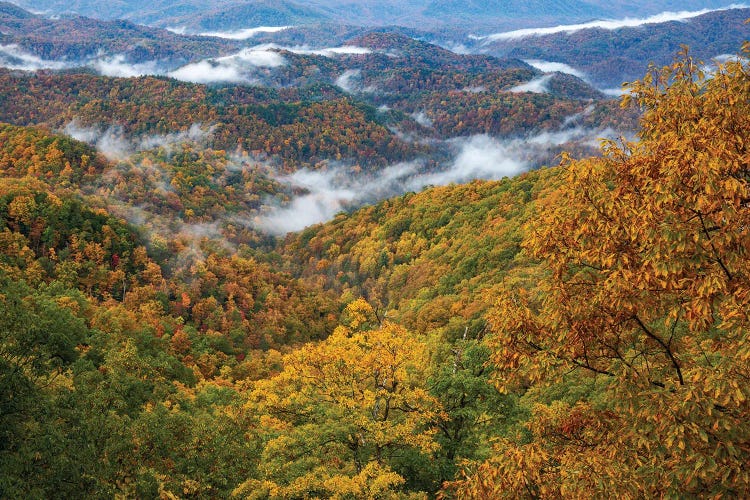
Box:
xmin=450 ymin=48 xmax=750 ymax=497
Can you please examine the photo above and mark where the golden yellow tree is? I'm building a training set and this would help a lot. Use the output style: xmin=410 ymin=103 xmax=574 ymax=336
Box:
xmin=450 ymin=47 xmax=750 ymax=498
xmin=235 ymin=299 xmax=442 ymax=499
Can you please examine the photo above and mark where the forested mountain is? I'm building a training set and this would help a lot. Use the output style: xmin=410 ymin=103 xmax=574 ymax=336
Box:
xmin=0 ymin=2 xmax=634 ymax=213
xmin=0 ymin=3 xmax=616 ymax=120
xmin=0 ymin=2 xmax=236 ymax=63
xmin=0 ymin=2 xmax=641 ymax=240
xmin=2 ymin=45 xmax=749 ymax=497
xmin=478 ymin=6 xmax=750 ymax=88
xmin=0 ymin=71 xmax=420 ymax=168
xmin=1 ymin=0 xmax=749 ymax=498
xmin=2 ymin=2 xmax=747 ymax=98
xmin=6 ymin=0 xmax=740 ymax=31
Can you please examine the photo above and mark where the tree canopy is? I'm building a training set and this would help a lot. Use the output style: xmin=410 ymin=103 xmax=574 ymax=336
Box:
xmin=450 ymin=46 xmax=750 ymax=498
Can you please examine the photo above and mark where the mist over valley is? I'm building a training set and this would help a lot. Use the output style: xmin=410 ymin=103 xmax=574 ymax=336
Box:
xmin=1 ymin=2 xmax=749 ymax=498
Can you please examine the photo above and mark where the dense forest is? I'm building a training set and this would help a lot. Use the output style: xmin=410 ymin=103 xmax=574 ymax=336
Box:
xmin=1 ymin=37 xmax=748 ymax=498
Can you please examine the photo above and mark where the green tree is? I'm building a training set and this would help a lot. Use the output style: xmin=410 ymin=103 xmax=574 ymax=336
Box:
xmin=0 ymin=277 xmax=88 ymax=497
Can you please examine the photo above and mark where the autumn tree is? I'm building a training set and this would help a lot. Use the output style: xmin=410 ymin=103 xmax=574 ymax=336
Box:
xmin=236 ymin=299 xmax=442 ymax=498
xmin=450 ymin=48 xmax=750 ymax=497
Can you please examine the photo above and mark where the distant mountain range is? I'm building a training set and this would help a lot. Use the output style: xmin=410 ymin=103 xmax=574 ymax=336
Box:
xmin=1 ymin=1 xmax=746 ymax=92
xmin=472 ymin=6 xmax=750 ymax=88
xmin=6 ymin=0 xmax=743 ymax=32
xmin=0 ymin=2 xmax=236 ymax=64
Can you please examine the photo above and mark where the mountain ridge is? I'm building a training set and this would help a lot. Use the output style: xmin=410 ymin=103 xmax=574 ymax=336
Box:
xmin=6 ymin=0 xmax=743 ymax=32
xmin=478 ymin=6 xmax=750 ymax=87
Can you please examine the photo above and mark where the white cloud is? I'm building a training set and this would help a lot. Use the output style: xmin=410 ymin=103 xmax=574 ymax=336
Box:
xmin=0 ymin=42 xmax=291 ymax=85
xmin=64 ymin=120 xmax=214 ymax=159
xmin=600 ymin=87 xmax=630 ymax=97
xmin=525 ymin=127 xmax=602 ymax=146
xmin=411 ymin=111 xmax=433 ymax=127
xmin=64 ymin=120 xmax=101 ymax=144
xmin=63 ymin=121 xmax=130 ymax=160
xmin=462 ymin=86 xmax=487 ymax=93
xmin=524 ymin=59 xmax=586 ymax=79
xmin=256 ymin=168 xmax=357 ymax=234
xmin=257 ymin=124 xmax=618 ymax=233
xmin=476 ymin=5 xmax=749 ymax=41
xmin=165 ymin=25 xmax=292 ymax=39
xmin=509 ymin=74 xmax=553 ymax=93
xmin=250 ymin=43 xmax=372 ymax=57
xmin=699 ymin=53 xmax=750 ymax=74
xmin=198 ymin=26 xmax=291 ymax=40
xmin=335 ymin=69 xmax=361 ymax=92
xmin=167 ymin=47 xmax=286 ymax=84
xmin=0 ymin=46 xmax=165 ymax=79
xmin=311 ymin=46 xmax=372 ymax=56
xmin=91 ymin=54 xmax=161 ymax=77
xmin=164 ymin=26 xmax=187 ymax=35
xmin=441 ymin=42 xmax=472 ymax=55
xmin=562 ymin=105 xmax=595 ymax=126
xmin=138 ymin=123 xmax=214 ymax=151
xmin=257 ymin=162 xmax=421 ymax=234
xmin=0 ymin=41 xmax=368 ymax=86
xmin=168 ymin=60 xmax=248 ymax=83
xmin=409 ymin=128 xmax=615 ymax=189
xmin=0 ymin=44 xmax=70 ymax=71
xmin=712 ymin=53 xmax=746 ymax=63
xmin=407 ymin=135 xmax=523 ymax=187
xmin=334 ymin=69 xmax=377 ymax=94
xmin=96 ymin=131 xmax=132 ymax=160
xmin=220 ymin=47 xmax=287 ymax=67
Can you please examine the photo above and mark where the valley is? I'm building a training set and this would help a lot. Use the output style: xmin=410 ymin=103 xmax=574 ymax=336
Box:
xmin=0 ymin=2 xmax=749 ymax=498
